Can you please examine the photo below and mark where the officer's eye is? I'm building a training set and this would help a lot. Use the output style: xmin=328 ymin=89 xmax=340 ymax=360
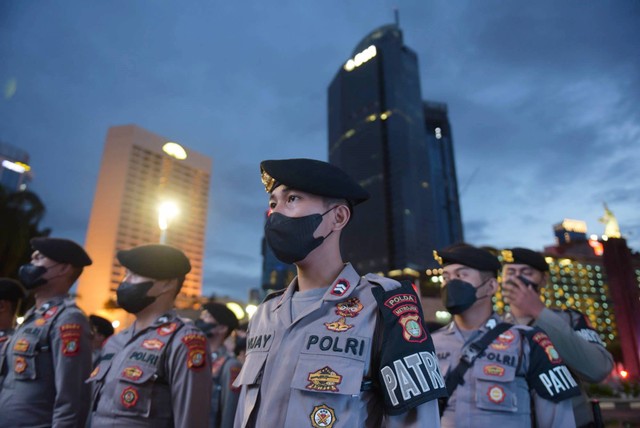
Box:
xmin=287 ymin=194 xmax=300 ymax=203
xmin=269 ymin=201 xmax=277 ymax=209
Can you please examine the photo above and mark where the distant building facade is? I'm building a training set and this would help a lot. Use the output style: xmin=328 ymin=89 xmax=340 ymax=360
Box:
xmin=327 ymin=24 xmax=463 ymax=288
xmin=77 ymin=125 xmax=211 ymax=327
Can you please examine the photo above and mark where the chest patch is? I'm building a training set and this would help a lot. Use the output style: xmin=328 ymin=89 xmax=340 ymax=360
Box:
xmin=306 ymin=366 xmax=343 ymax=392
xmin=310 ymin=404 xmax=336 ymax=428
xmin=142 ymin=339 xmax=164 ymax=351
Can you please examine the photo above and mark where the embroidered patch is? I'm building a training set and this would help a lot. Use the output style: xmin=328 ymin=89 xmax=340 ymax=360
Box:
xmin=398 ymin=313 xmax=427 ymax=343
xmin=487 ymin=385 xmax=505 ymax=403
xmin=14 ymin=338 xmax=30 ymax=352
xmin=14 ymin=356 xmax=27 ymax=373
xmin=330 ymin=279 xmax=350 ymax=297
xmin=182 ymin=333 xmax=207 ymax=370
xmin=90 ymin=365 xmax=100 ymax=378
xmin=384 ymin=293 xmax=418 ymax=309
xmin=498 ymin=330 xmax=515 ymax=344
xmin=532 ymin=332 xmax=562 ymax=363
xmin=60 ymin=323 xmax=82 ymax=356
xmin=43 ymin=306 xmax=58 ymax=319
xmin=142 ymin=339 xmax=164 ymax=350
xmin=121 ymin=386 xmax=139 ymax=408
xmin=35 ymin=318 xmax=46 ymax=326
xmin=122 ymin=366 xmax=143 ymax=381
xmin=310 ymin=404 xmax=337 ymax=428
xmin=324 ymin=317 xmax=354 ymax=333
xmin=334 ymin=298 xmax=363 ymax=318
xmin=483 ymin=364 xmax=505 ymax=377
xmin=157 ymin=322 xmax=178 ymax=336
xmin=307 ymin=366 xmax=343 ymax=392
xmin=490 ymin=342 xmax=510 ymax=351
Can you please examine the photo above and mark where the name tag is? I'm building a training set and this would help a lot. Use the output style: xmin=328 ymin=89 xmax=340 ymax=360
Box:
xmin=301 ymin=332 xmax=369 ymax=362
xmin=246 ymin=331 xmax=275 ymax=353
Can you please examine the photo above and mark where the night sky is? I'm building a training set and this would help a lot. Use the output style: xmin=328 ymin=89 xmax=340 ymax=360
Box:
xmin=2 ymin=1 xmax=638 ymax=300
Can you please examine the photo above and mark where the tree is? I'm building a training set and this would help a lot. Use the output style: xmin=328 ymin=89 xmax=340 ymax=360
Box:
xmin=0 ymin=185 xmax=50 ymax=278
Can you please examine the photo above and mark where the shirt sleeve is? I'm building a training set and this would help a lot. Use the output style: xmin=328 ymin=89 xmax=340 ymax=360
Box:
xmin=168 ymin=326 xmax=212 ymax=428
xmin=384 ymin=399 xmax=441 ymax=428
xmin=534 ymin=308 xmax=614 ymax=382
xmin=220 ymin=358 xmax=243 ymax=428
xmin=532 ymin=390 xmax=577 ymax=428
xmin=50 ymin=310 xmax=92 ymax=428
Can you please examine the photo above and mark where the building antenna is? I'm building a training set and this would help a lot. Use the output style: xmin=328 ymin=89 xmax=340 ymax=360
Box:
xmin=394 ymin=7 xmax=400 ymax=27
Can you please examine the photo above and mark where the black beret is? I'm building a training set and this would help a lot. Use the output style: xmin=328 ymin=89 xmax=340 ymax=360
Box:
xmin=0 ymin=278 xmax=27 ymax=302
xmin=31 ymin=237 xmax=92 ymax=267
xmin=117 ymin=244 xmax=191 ymax=279
xmin=434 ymin=244 xmax=501 ymax=274
xmin=203 ymin=302 xmax=239 ymax=331
xmin=502 ymin=248 xmax=549 ymax=272
xmin=89 ymin=314 xmax=115 ymax=337
xmin=260 ymin=158 xmax=370 ymax=206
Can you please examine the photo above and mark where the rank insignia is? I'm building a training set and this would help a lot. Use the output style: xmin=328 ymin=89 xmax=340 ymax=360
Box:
xmin=398 ymin=313 xmax=427 ymax=343
xmin=90 ymin=366 xmax=100 ymax=378
xmin=142 ymin=339 xmax=164 ymax=350
xmin=330 ymin=279 xmax=350 ymax=297
xmin=491 ymin=330 xmax=515 ymax=350
xmin=324 ymin=317 xmax=353 ymax=333
xmin=60 ymin=323 xmax=81 ymax=356
xmin=122 ymin=366 xmax=143 ymax=381
xmin=121 ymin=386 xmax=139 ymax=408
xmin=35 ymin=318 xmax=46 ymax=326
xmin=487 ymin=385 xmax=506 ymax=404
xmin=157 ymin=322 xmax=178 ymax=336
xmin=14 ymin=356 xmax=27 ymax=374
xmin=14 ymin=338 xmax=30 ymax=353
xmin=334 ymin=298 xmax=363 ymax=318
xmin=310 ymin=404 xmax=337 ymax=428
xmin=182 ymin=333 xmax=207 ymax=370
xmin=43 ymin=306 xmax=59 ymax=319
xmin=307 ymin=367 xmax=342 ymax=392
xmin=483 ymin=364 xmax=505 ymax=377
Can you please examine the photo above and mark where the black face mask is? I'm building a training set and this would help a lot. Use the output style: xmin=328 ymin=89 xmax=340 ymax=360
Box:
xmin=195 ymin=319 xmax=218 ymax=337
xmin=442 ymin=278 xmax=490 ymax=315
xmin=264 ymin=207 xmax=336 ymax=265
xmin=18 ymin=264 xmax=50 ymax=290
xmin=116 ymin=281 xmax=157 ymax=314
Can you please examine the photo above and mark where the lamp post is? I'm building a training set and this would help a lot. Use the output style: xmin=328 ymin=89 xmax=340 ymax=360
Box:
xmin=158 ymin=201 xmax=179 ymax=244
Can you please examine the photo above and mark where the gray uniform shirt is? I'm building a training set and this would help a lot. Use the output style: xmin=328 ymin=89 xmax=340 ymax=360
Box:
xmin=432 ymin=314 xmax=579 ymax=428
xmin=0 ymin=295 xmax=92 ymax=428
xmin=210 ymin=346 xmax=242 ymax=428
xmin=89 ymin=311 xmax=212 ymax=428
xmin=233 ymin=263 xmax=442 ymax=428
xmin=508 ymin=307 xmax=614 ymax=426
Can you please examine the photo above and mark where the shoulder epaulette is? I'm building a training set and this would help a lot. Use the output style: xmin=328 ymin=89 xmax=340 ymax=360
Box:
xmin=364 ymin=273 xmax=402 ymax=292
xmin=262 ymin=289 xmax=285 ymax=303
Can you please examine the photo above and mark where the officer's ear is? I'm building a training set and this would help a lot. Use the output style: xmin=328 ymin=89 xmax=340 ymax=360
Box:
xmin=331 ymin=204 xmax=351 ymax=231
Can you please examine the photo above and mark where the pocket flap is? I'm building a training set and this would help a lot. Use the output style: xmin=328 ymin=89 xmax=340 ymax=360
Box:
xmin=117 ymin=365 xmax=157 ymax=384
xmin=234 ymin=352 xmax=268 ymax=387
xmin=291 ymin=354 xmax=364 ymax=396
xmin=473 ymin=360 xmax=516 ymax=382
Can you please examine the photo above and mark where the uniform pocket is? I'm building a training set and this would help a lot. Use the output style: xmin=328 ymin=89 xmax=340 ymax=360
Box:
xmin=234 ymin=351 xmax=267 ymax=388
xmin=112 ymin=365 xmax=158 ymax=417
xmin=473 ymin=361 xmax=518 ymax=413
xmin=12 ymin=336 xmax=38 ymax=381
xmin=286 ymin=354 xmax=366 ymax=427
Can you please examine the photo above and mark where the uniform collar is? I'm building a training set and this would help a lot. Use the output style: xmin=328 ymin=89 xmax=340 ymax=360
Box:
xmin=447 ymin=312 xmax=502 ymax=335
xmin=272 ymin=262 xmax=362 ymax=310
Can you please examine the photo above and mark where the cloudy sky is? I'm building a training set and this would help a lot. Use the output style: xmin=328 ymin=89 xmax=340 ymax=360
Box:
xmin=2 ymin=1 xmax=638 ymax=300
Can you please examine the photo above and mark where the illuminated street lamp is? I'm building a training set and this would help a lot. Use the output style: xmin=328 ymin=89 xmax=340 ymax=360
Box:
xmin=158 ymin=201 xmax=179 ymax=244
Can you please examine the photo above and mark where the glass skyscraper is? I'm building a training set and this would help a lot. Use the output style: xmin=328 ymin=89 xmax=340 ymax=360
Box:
xmin=328 ymin=24 xmax=463 ymax=283
xmin=0 ymin=141 xmax=32 ymax=192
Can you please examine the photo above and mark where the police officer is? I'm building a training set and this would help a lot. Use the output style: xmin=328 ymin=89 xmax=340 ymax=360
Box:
xmin=431 ymin=244 xmax=580 ymax=427
xmin=0 ymin=237 xmax=93 ymax=427
xmin=233 ymin=159 xmax=447 ymax=428
xmin=501 ymin=247 xmax=614 ymax=427
xmin=0 ymin=278 xmax=26 ymax=341
xmin=88 ymin=244 xmax=211 ymax=427
xmin=89 ymin=314 xmax=115 ymax=366
xmin=196 ymin=302 xmax=242 ymax=428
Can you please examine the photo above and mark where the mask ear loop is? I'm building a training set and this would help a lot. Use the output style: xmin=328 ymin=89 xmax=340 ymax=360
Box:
xmin=474 ymin=277 xmax=494 ymax=302
xmin=318 ymin=205 xmax=341 ymax=240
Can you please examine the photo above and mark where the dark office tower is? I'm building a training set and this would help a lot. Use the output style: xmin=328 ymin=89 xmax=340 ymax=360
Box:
xmin=328 ymin=24 xmax=463 ymax=280
xmin=424 ymin=101 xmax=464 ymax=247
